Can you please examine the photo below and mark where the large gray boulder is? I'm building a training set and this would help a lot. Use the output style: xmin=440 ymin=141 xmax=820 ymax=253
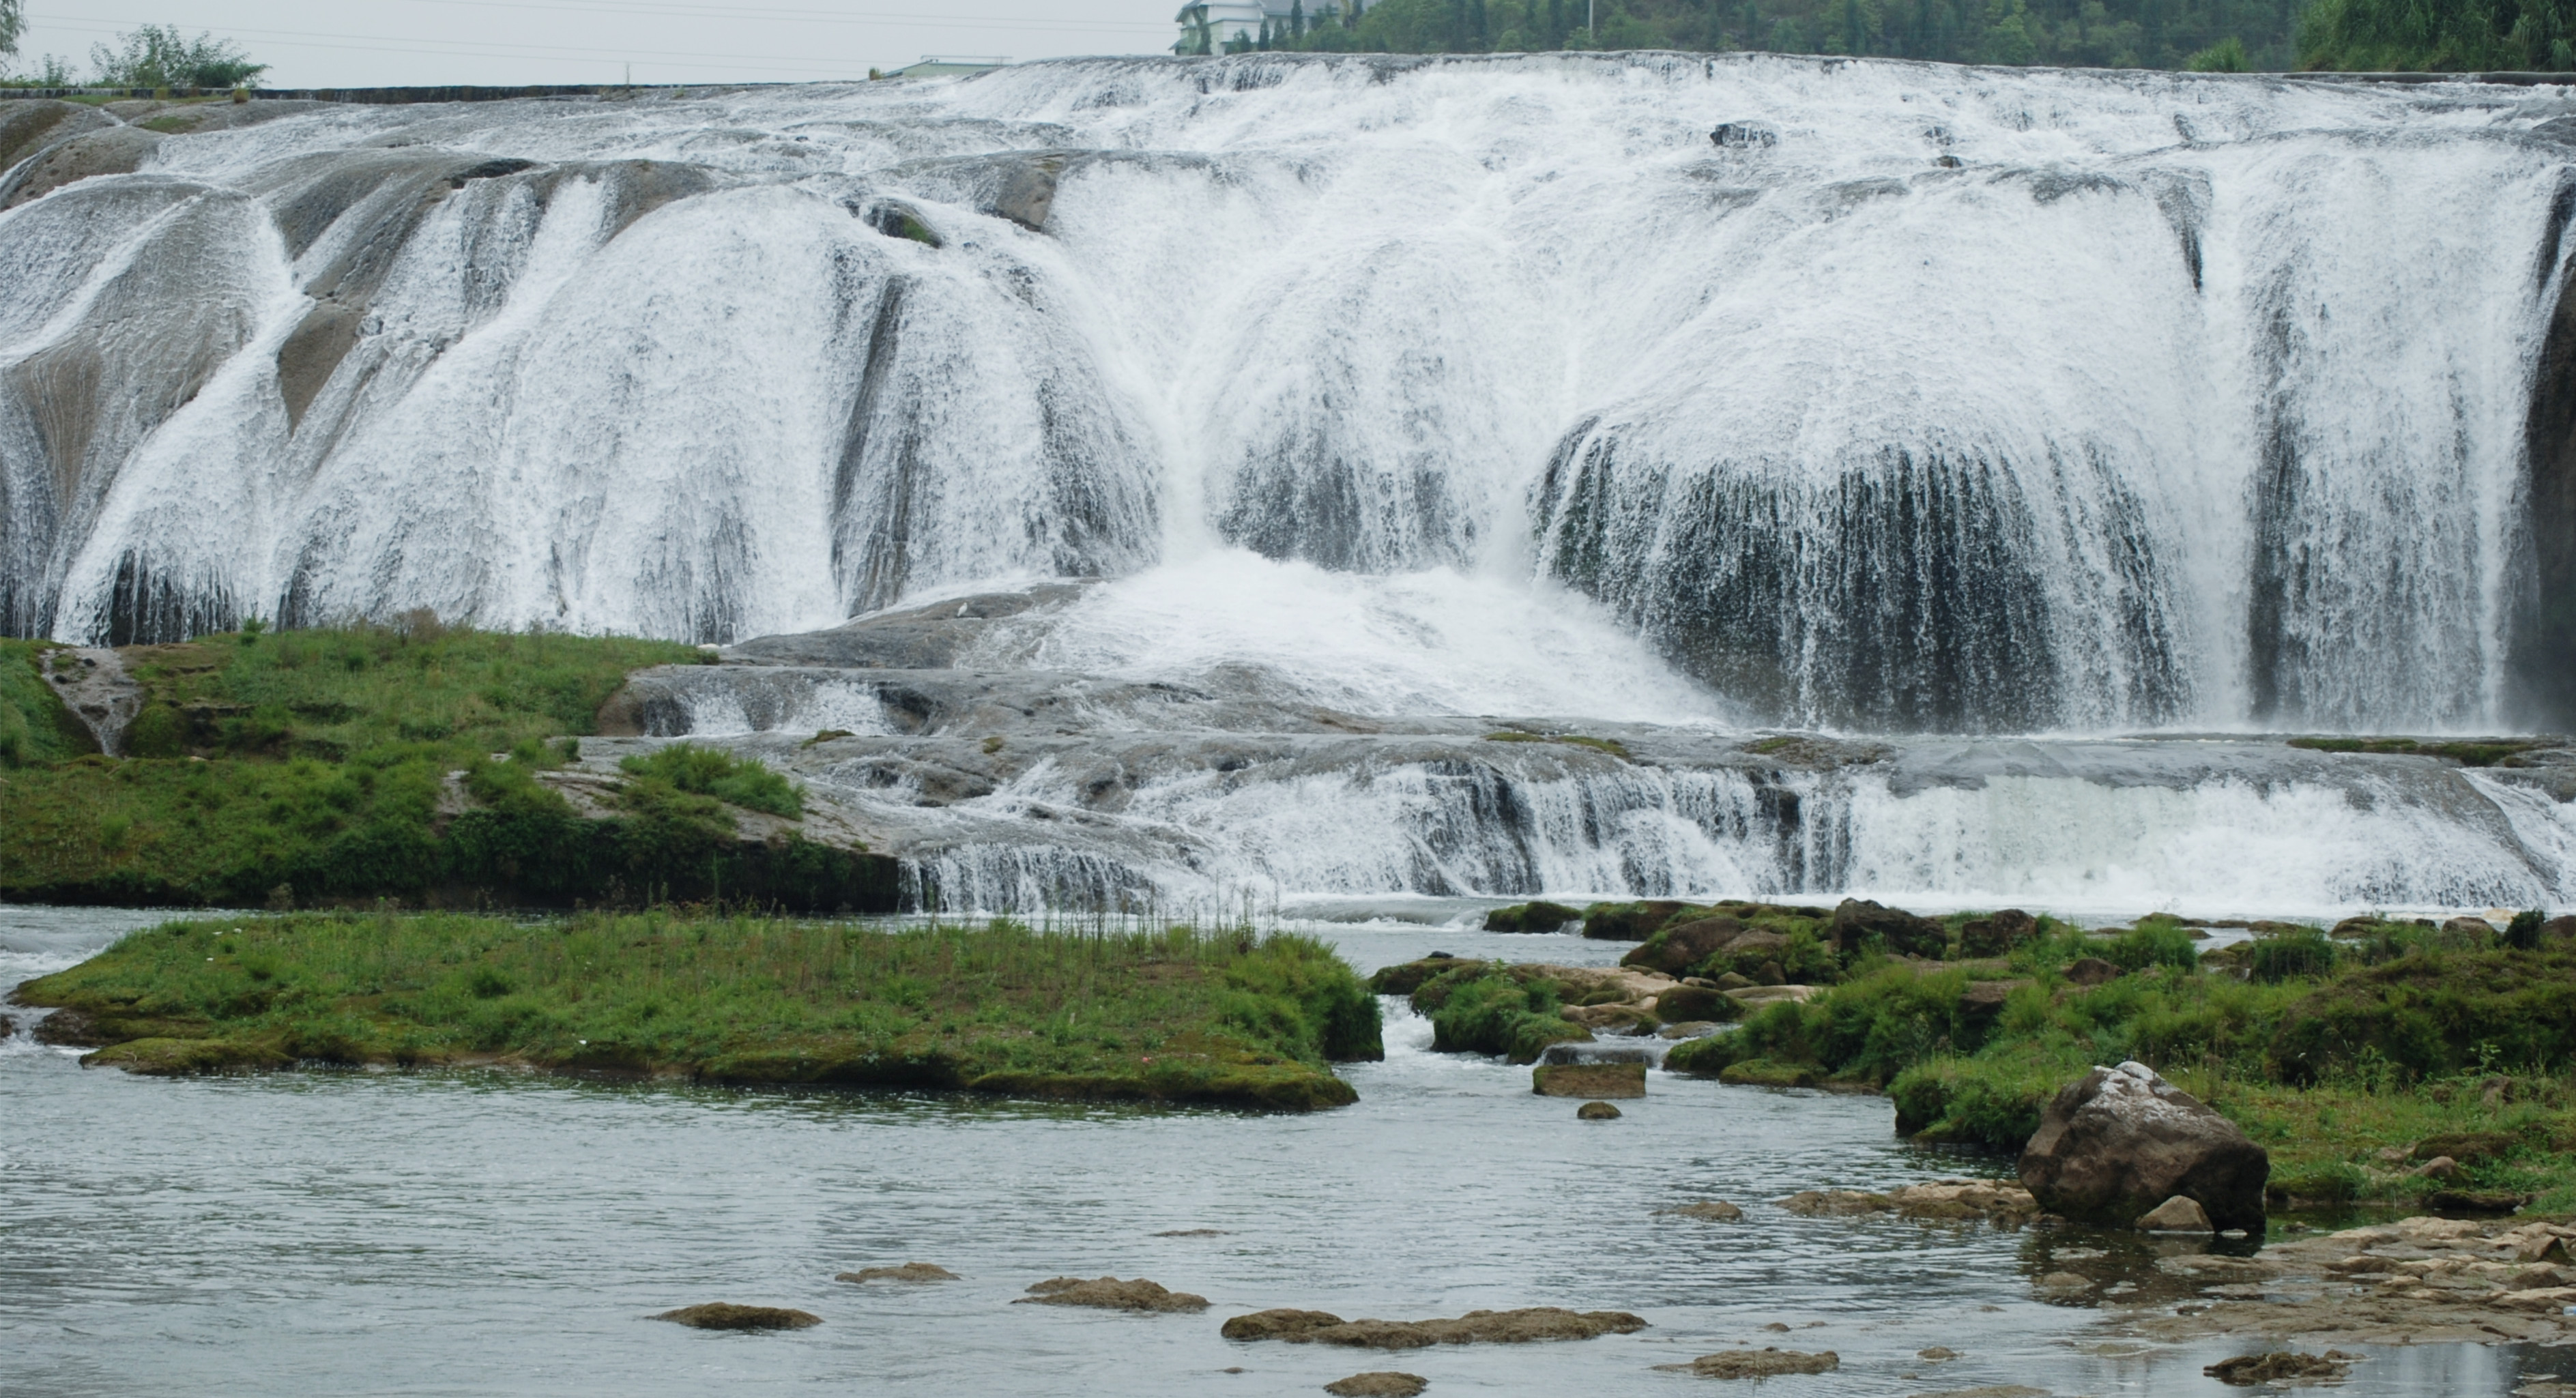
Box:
xmin=2018 ymin=1060 xmax=2268 ymax=1232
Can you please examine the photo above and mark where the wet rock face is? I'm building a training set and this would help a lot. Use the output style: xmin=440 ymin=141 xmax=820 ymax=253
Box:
xmin=2018 ymin=1061 xmax=2269 ymax=1232
xmin=1575 ymin=1099 xmax=1623 ymax=1120
xmin=0 ymin=125 xmax=160 ymax=210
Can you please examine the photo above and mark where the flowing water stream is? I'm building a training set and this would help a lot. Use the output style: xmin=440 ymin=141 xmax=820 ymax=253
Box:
xmin=1 ymin=904 xmax=2562 ymax=1397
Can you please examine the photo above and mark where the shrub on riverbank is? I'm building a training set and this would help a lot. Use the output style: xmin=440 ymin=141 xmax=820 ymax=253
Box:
xmin=1665 ymin=922 xmax=2576 ymax=1211
xmin=16 ymin=912 xmax=1383 ymax=1109
xmin=1407 ymin=962 xmax=1590 ymax=1062
xmin=0 ymin=627 xmax=891 ymax=910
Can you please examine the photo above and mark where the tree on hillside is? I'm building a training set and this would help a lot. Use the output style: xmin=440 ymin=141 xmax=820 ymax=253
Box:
xmin=2299 ymin=0 xmax=2575 ymax=69
xmin=89 ymin=24 xmax=267 ymax=89
xmin=1251 ymin=0 xmax=2299 ymax=70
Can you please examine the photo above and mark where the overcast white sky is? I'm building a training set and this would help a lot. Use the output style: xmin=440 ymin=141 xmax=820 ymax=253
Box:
xmin=18 ymin=1 xmax=1178 ymax=87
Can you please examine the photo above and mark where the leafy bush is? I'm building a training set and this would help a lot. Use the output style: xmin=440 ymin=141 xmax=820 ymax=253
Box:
xmin=2251 ymin=930 xmax=2336 ymax=982
xmin=89 ymin=24 xmax=265 ymax=88
xmin=1415 ymin=965 xmax=1589 ymax=1062
xmin=2098 ymin=920 xmax=2201 ymax=973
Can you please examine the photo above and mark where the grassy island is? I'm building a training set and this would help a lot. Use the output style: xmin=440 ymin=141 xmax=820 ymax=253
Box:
xmin=0 ymin=626 xmax=895 ymax=910
xmin=14 ymin=912 xmax=1383 ymax=1110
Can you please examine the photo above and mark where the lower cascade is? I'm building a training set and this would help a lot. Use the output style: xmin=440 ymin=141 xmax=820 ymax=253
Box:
xmin=7 ymin=53 xmax=2576 ymax=909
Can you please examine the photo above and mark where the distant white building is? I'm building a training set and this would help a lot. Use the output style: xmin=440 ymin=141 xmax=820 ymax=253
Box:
xmin=1173 ymin=1 xmax=1346 ymax=55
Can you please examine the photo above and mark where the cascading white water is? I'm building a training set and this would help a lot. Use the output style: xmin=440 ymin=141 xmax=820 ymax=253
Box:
xmin=8 ymin=54 xmax=2576 ymax=910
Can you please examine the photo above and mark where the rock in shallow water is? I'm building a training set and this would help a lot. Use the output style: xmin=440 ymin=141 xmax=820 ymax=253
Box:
xmin=1322 ymin=1373 xmax=1428 ymax=1397
xmin=1015 ymin=1277 xmax=1209 ymax=1312
xmin=652 ymin=1303 xmax=820 ymax=1330
xmin=1533 ymin=1062 xmax=1645 ymax=1098
xmin=2203 ymin=1351 xmax=2352 ymax=1384
xmin=1658 ymin=1348 xmax=1838 ymax=1378
xmin=837 ymin=1262 xmax=957 ymax=1283
xmin=1220 ymin=1307 xmax=1646 ymax=1348
xmin=1664 ymin=1199 xmax=1744 ymax=1222
xmin=2018 ymin=1061 xmax=2268 ymax=1232
xmin=1576 ymin=1100 xmax=1622 ymax=1120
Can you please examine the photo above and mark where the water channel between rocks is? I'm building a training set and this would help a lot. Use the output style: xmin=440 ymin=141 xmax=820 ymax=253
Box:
xmin=0 ymin=905 xmax=2559 ymax=1397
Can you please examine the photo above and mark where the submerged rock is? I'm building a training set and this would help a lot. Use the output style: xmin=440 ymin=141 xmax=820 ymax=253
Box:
xmin=652 ymin=1303 xmax=820 ymax=1330
xmin=1222 ymin=1307 xmax=1645 ymax=1348
xmin=1576 ymin=1100 xmax=1623 ymax=1120
xmin=1322 ymin=1373 xmax=1427 ymax=1397
xmin=1658 ymin=1348 xmax=1838 ymax=1378
xmin=2203 ymin=1351 xmax=2351 ymax=1384
xmin=1663 ymin=1199 xmax=1744 ymax=1222
xmin=836 ymin=1262 xmax=957 ymax=1283
xmin=2018 ymin=1062 xmax=2268 ymax=1232
xmin=1017 ymin=1276 xmax=1209 ymax=1312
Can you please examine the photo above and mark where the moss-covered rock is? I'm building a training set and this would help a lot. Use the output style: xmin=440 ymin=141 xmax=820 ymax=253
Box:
xmin=1484 ymin=900 xmax=1581 ymax=933
xmin=1649 ymin=984 xmax=1739 ymax=1023
xmin=1580 ymin=900 xmax=1701 ymax=941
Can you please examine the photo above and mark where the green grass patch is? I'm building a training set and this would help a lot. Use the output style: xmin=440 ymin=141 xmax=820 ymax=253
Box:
xmin=19 ymin=912 xmax=1383 ymax=1111
xmin=0 ymin=626 xmax=874 ymax=909
xmin=620 ymin=743 xmax=802 ymax=819
xmin=0 ymin=639 xmax=93 ymax=768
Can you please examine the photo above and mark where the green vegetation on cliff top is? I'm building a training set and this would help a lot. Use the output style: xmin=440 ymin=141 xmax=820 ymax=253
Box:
xmin=16 ymin=912 xmax=1383 ymax=1110
xmin=0 ymin=626 xmax=888 ymax=910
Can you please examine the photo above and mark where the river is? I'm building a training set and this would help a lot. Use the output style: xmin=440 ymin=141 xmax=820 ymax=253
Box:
xmin=1 ymin=903 xmax=2556 ymax=1396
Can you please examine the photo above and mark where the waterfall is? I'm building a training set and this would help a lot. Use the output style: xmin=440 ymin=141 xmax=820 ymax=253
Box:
xmin=8 ymin=55 xmax=2576 ymax=910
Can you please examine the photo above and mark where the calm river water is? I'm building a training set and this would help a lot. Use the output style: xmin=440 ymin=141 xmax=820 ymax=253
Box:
xmin=0 ymin=904 xmax=2555 ymax=1396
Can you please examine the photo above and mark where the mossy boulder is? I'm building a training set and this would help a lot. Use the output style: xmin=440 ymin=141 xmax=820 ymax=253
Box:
xmin=1718 ymin=1058 xmax=1824 ymax=1088
xmin=1649 ymin=984 xmax=1739 ymax=1023
xmin=1959 ymin=909 xmax=2040 ymax=957
xmin=1484 ymin=901 xmax=1580 ymax=933
xmin=1533 ymin=1060 xmax=1646 ymax=1098
xmin=1829 ymin=899 xmax=1948 ymax=957
xmin=1370 ymin=955 xmax=1466 ymax=995
xmin=1621 ymin=915 xmax=1746 ymax=974
xmin=1580 ymin=900 xmax=1700 ymax=941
